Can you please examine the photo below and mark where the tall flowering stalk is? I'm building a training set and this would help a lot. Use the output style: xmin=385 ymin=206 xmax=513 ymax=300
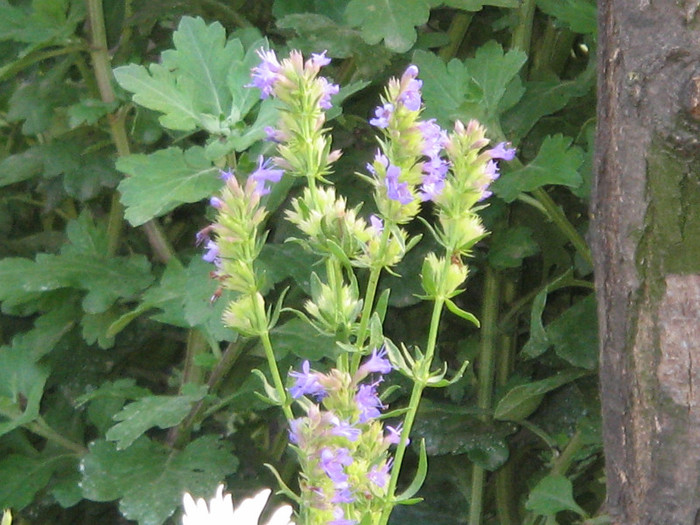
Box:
xmin=200 ymin=48 xmax=514 ymax=525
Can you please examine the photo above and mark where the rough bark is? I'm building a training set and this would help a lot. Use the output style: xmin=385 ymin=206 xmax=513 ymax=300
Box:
xmin=593 ymin=1 xmax=700 ymax=524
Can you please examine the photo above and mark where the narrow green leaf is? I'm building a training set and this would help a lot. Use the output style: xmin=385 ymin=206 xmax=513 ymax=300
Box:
xmin=396 ymin=439 xmax=427 ymax=501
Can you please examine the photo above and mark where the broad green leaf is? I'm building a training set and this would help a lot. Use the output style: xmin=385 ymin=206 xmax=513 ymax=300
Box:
xmin=526 ymin=474 xmax=588 ymax=517
xmin=345 ymin=0 xmax=432 ymax=53
xmin=548 ymin=294 xmax=598 ymax=370
xmin=492 ymin=134 xmax=584 ymax=202
xmin=488 ymin=226 xmax=540 ymax=269
xmin=494 ymin=369 xmax=586 ymax=421
xmin=67 ymin=98 xmax=118 ymax=128
xmin=502 ymin=68 xmax=595 ymax=140
xmin=269 ymin=318 xmax=337 ymax=360
xmin=412 ymin=50 xmax=469 ymax=125
xmin=443 ymin=0 xmax=519 ymax=7
xmin=114 ymin=16 xmax=264 ymax=135
xmin=0 ymin=0 xmax=85 ymax=46
xmin=0 ymin=345 xmax=48 ymax=437
xmin=81 ymin=436 xmax=238 ymax=525
xmin=117 ymin=146 xmax=219 ymax=226
xmin=258 ymin=243 xmax=321 ymax=294
xmin=0 ymin=453 xmax=75 ymax=510
xmin=8 ymin=301 xmax=77 ymax=360
xmin=0 ymin=146 xmax=44 ymax=186
xmin=105 ymin=385 xmax=208 ymax=450
xmin=536 ymin=0 xmax=596 ymax=34
xmin=411 ymin=401 xmax=515 ymax=471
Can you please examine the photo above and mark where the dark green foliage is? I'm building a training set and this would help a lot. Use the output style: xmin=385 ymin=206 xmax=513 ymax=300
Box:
xmin=0 ymin=0 xmax=601 ymax=523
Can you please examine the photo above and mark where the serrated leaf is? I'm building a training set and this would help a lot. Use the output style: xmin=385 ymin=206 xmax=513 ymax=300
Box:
xmin=345 ymin=0 xmax=431 ymax=52
xmin=492 ymin=134 xmax=584 ymax=202
xmin=0 ymin=345 xmax=47 ymax=437
xmin=106 ymin=385 xmax=208 ymax=450
xmin=536 ymin=0 xmax=596 ymax=34
xmin=81 ymin=436 xmax=238 ymax=525
xmin=494 ymin=370 xmax=586 ymax=421
xmin=412 ymin=50 xmax=468 ymax=125
xmin=525 ymin=474 xmax=587 ymax=517
xmin=548 ymin=294 xmax=598 ymax=370
xmin=0 ymin=146 xmax=44 ymax=186
xmin=488 ymin=226 xmax=540 ymax=269
xmin=0 ymin=453 xmax=75 ymax=510
xmin=117 ymin=146 xmax=219 ymax=226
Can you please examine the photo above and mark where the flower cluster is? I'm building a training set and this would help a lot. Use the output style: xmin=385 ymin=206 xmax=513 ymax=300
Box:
xmin=251 ymin=48 xmax=341 ymax=183
xmin=198 ymin=167 xmax=278 ymax=336
xmin=182 ymin=486 xmax=294 ymax=525
xmin=287 ymin=349 xmax=401 ymax=525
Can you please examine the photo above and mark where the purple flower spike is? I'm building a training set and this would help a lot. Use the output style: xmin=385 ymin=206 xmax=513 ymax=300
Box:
xmin=250 ymin=48 xmax=282 ymax=99
xmin=320 ymin=447 xmax=353 ymax=484
xmin=385 ymin=424 xmax=405 ymax=445
xmin=418 ymin=119 xmax=448 ymax=158
xmin=288 ymin=418 xmax=304 ymax=445
xmin=485 ymin=159 xmax=500 ymax=181
xmin=399 ymin=78 xmax=423 ymax=111
xmin=332 ymin=486 xmax=355 ymax=504
xmin=488 ymin=142 xmax=516 ymax=161
xmin=209 ymin=196 xmax=223 ymax=209
xmin=289 ymin=360 xmax=327 ymax=399
xmin=369 ymin=103 xmax=394 ymax=128
xmin=359 ymin=347 xmax=393 ymax=375
xmin=329 ymin=507 xmax=357 ymax=525
xmin=419 ymin=170 xmax=446 ymax=202
xmin=331 ymin=419 xmax=361 ymax=442
xmin=250 ymin=155 xmax=284 ymax=195
xmin=355 ymin=383 xmax=384 ymax=422
xmin=368 ymin=461 xmax=391 ymax=488
xmin=219 ymin=168 xmax=234 ymax=181
xmin=319 ymin=77 xmax=340 ymax=110
xmin=385 ymin=165 xmax=413 ymax=205
xmin=311 ymin=50 xmax=331 ymax=67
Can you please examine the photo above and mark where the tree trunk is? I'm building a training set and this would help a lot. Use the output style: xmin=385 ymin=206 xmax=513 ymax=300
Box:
xmin=593 ymin=2 xmax=700 ymax=523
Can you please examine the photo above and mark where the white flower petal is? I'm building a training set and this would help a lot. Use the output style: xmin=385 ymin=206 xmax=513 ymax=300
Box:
xmin=265 ymin=504 xmax=294 ymax=525
xmin=231 ymin=488 xmax=271 ymax=523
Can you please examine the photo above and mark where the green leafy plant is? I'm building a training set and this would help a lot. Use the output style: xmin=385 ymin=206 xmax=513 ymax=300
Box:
xmin=0 ymin=1 xmax=601 ymax=524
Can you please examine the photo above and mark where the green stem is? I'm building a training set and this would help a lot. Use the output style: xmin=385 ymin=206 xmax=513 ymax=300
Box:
xmin=260 ymin=329 xmax=294 ymax=422
xmin=532 ymin=187 xmax=593 ymax=266
xmin=469 ymin=266 xmax=500 ymax=525
xmin=351 ymin=225 xmax=391 ymax=372
xmin=86 ymin=0 xmax=176 ymax=262
xmin=0 ymin=43 xmax=89 ymax=83
xmin=438 ymin=12 xmax=473 ymax=60
xmin=550 ymin=428 xmax=583 ymax=476
xmin=510 ymin=0 xmax=537 ymax=55
xmin=27 ymin=418 xmax=87 ymax=455
xmin=378 ymin=295 xmax=445 ymax=525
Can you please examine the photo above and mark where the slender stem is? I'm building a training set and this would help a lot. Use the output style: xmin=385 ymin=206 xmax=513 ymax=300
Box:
xmin=438 ymin=12 xmax=473 ymax=60
xmin=28 ymin=418 xmax=87 ymax=455
xmin=532 ymin=187 xmax=593 ymax=266
xmin=510 ymin=0 xmax=537 ymax=55
xmin=469 ymin=266 xmax=500 ymax=525
xmin=260 ymin=329 xmax=294 ymax=422
xmin=378 ymin=295 xmax=445 ymax=525
xmin=180 ymin=329 xmax=207 ymax=390
xmin=86 ymin=0 xmax=176 ymax=261
xmin=0 ymin=43 xmax=89 ymax=82
xmin=550 ymin=428 xmax=583 ymax=476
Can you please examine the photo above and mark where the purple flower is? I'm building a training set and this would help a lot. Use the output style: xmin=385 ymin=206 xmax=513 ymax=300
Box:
xmin=419 ymin=170 xmax=446 ymax=202
xmin=385 ymin=424 xmax=405 ymax=445
xmin=311 ymin=50 xmax=331 ymax=67
xmin=329 ymin=507 xmax=357 ymax=525
xmin=202 ymin=240 xmax=219 ymax=263
xmin=369 ymin=103 xmax=394 ymax=128
xmin=385 ymin=165 xmax=413 ymax=205
xmin=331 ymin=419 xmax=361 ymax=442
xmin=289 ymin=418 xmax=304 ymax=445
xmin=319 ymin=77 xmax=340 ymax=110
xmin=399 ymin=78 xmax=422 ymax=111
xmin=209 ymin=196 xmax=223 ymax=209
xmin=366 ymin=151 xmax=389 ymax=175
xmin=250 ymin=48 xmax=282 ymax=99
xmin=219 ymin=168 xmax=234 ymax=181
xmin=368 ymin=461 xmax=391 ymax=488
xmin=369 ymin=214 xmax=384 ymax=234
xmin=355 ymin=383 xmax=383 ymax=422
xmin=331 ymin=486 xmax=355 ymax=504
xmin=195 ymin=225 xmax=213 ymax=246
xmin=488 ymin=142 xmax=516 ymax=161
xmin=358 ymin=347 xmax=392 ymax=375
xmin=289 ymin=360 xmax=327 ymax=399
xmin=418 ymin=119 xmax=447 ymax=158
xmin=250 ymin=155 xmax=284 ymax=195
xmin=485 ymin=159 xmax=500 ymax=181
xmin=320 ymin=447 xmax=353 ymax=484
